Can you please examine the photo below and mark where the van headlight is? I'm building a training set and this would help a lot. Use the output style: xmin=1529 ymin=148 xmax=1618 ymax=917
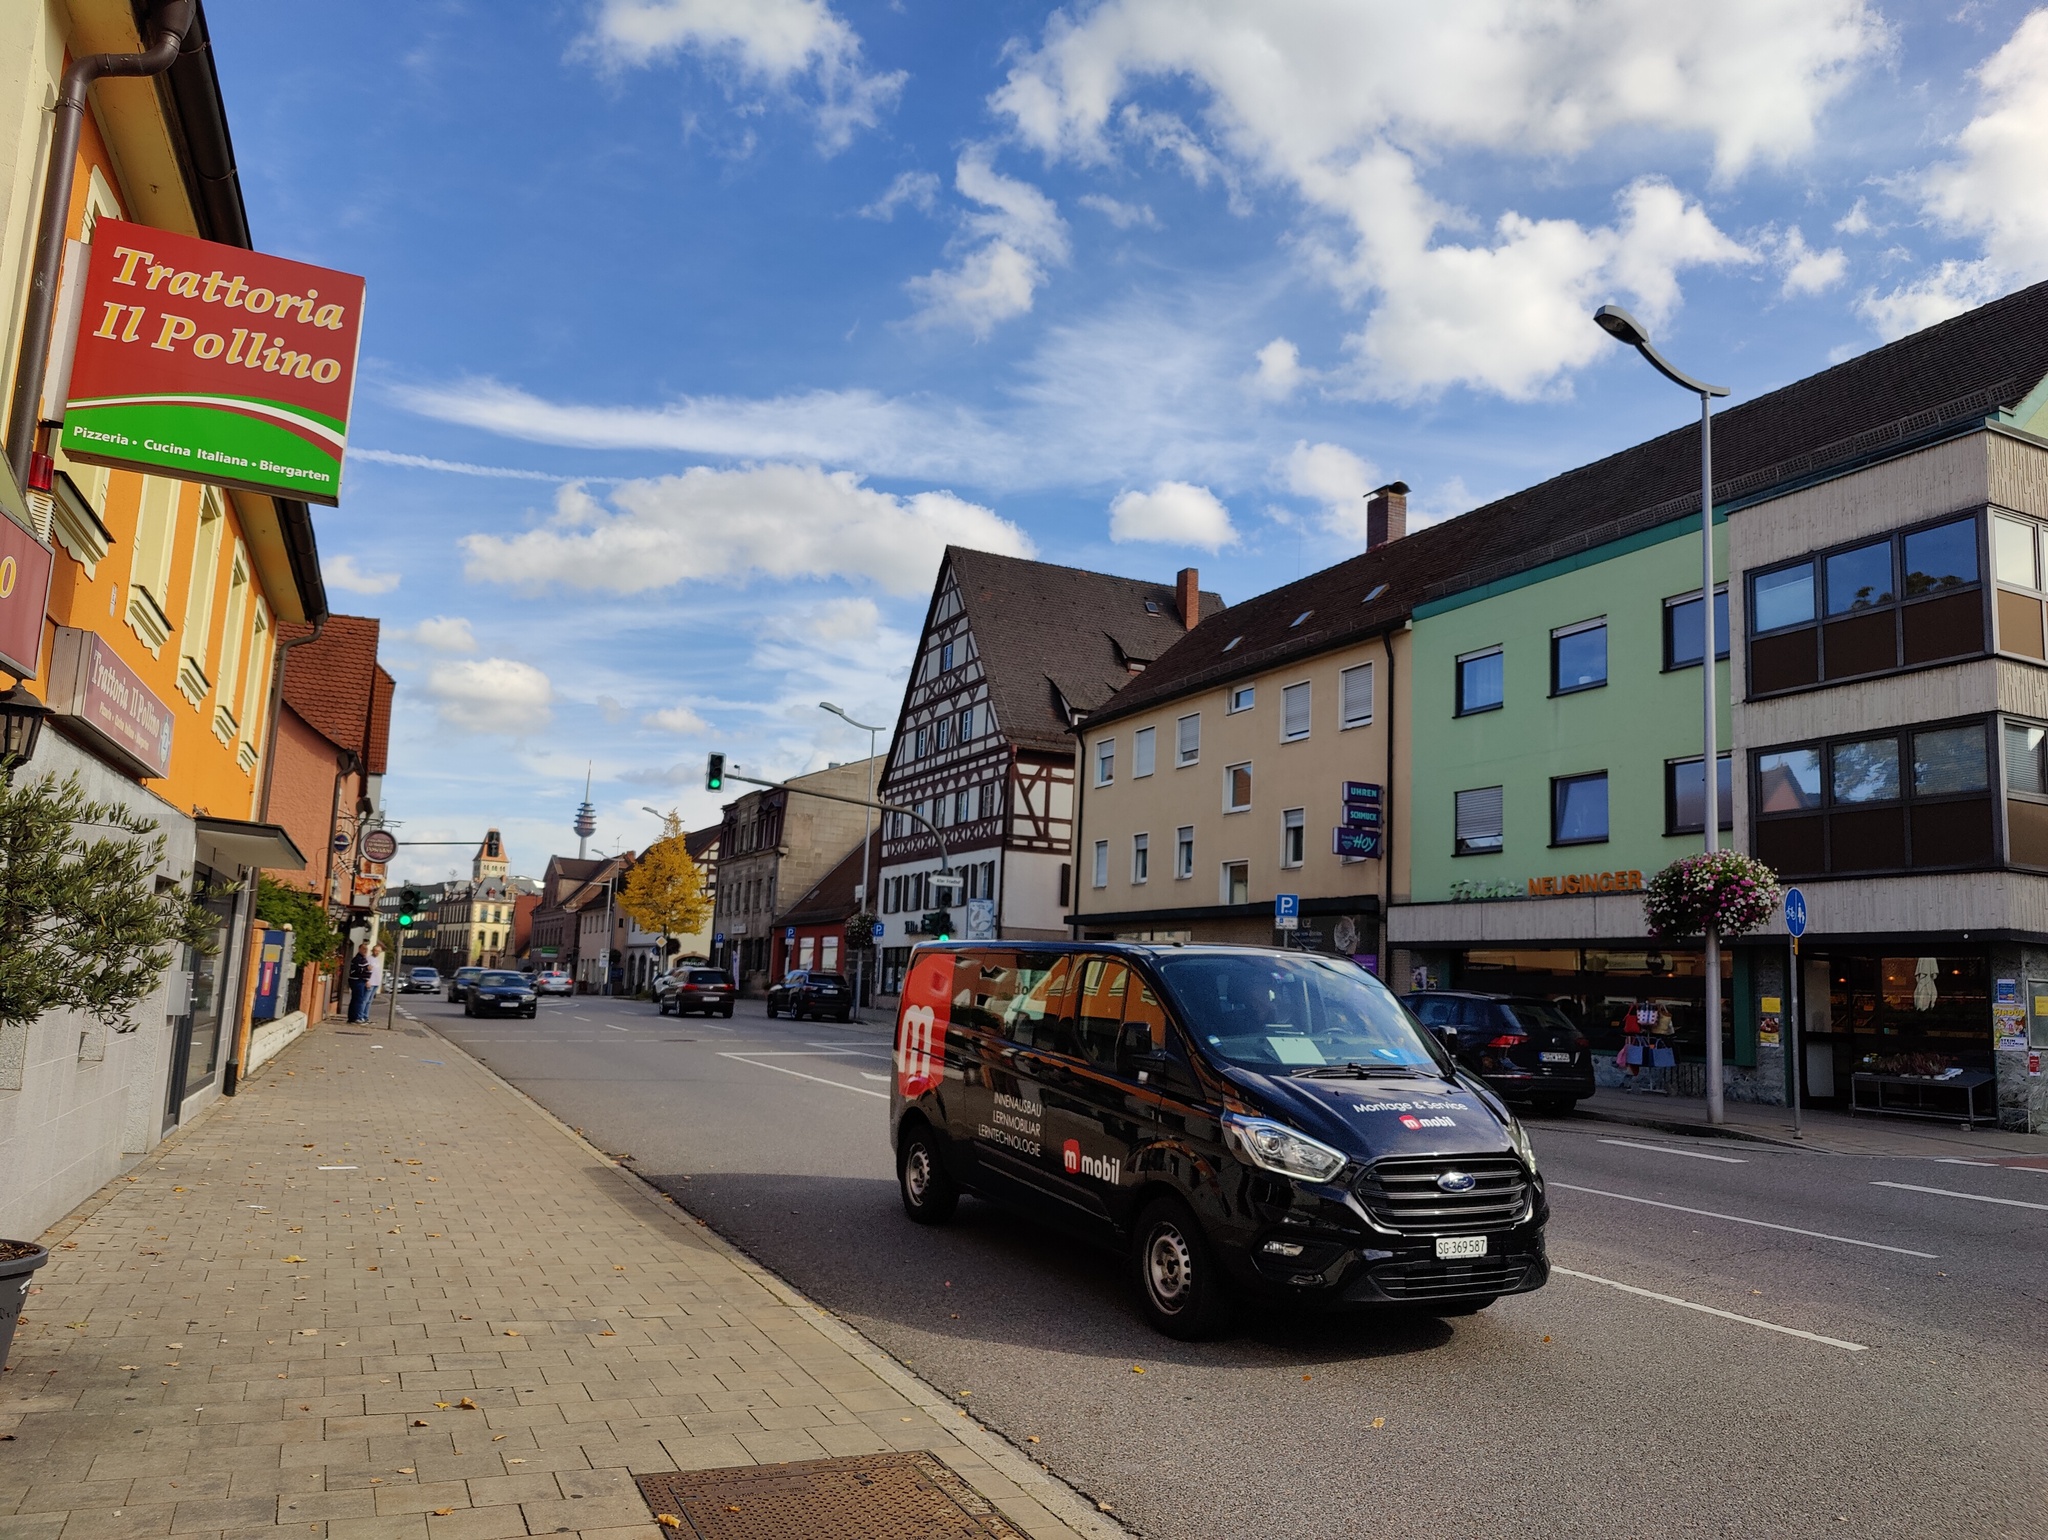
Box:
xmin=1506 ymin=1114 xmax=1539 ymax=1175
xmin=1222 ymin=1113 xmax=1348 ymax=1184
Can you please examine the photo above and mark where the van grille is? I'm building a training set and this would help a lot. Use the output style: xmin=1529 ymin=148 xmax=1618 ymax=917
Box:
xmin=1354 ymin=1156 xmax=1530 ymax=1235
xmin=1373 ymin=1257 xmax=1531 ymax=1300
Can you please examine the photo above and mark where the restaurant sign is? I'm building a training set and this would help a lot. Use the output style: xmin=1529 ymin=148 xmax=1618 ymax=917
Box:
xmin=57 ymin=220 xmax=365 ymax=505
xmin=0 ymin=490 xmax=55 ymax=679
xmin=46 ymin=626 xmax=174 ymax=779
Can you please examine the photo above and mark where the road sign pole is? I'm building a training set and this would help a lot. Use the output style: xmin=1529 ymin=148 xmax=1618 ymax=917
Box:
xmin=1783 ymin=887 xmax=1807 ymax=1140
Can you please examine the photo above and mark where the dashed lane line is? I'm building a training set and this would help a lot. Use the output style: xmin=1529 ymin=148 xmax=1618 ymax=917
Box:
xmin=1550 ymin=1181 xmax=1937 ymax=1257
xmin=719 ymin=1051 xmax=889 ymax=1098
xmin=1871 ymin=1181 xmax=2048 ymax=1213
xmin=1552 ymin=1266 xmax=1869 ymax=1352
xmin=1598 ymin=1138 xmax=1748 ymax=1164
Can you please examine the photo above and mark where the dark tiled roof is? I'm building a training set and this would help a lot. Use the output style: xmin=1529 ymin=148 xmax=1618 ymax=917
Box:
xmin=945 ymin=547 xmax=1223 ymax=754
xmin=776 ymin=833 xmax=881 ymax=927
xmin=537 ymin=854 xmax=607 ymax=908
xmin=277 ymin=614 xmax=390 ymax=764
xmin=1090 ymin=276 xmax=2048 ymax=728
xmin=685 ymin=824 xmax=721 ymax=861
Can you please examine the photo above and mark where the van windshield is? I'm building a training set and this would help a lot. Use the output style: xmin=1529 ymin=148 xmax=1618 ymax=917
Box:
xmin=1152 ymin=953 xmax=1448 ymax=1075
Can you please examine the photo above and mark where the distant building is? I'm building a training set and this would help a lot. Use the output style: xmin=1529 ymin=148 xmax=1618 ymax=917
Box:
xmin=774 ymin=832 xmax=881 ymax=987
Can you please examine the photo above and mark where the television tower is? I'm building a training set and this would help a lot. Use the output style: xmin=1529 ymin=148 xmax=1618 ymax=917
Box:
xmin=573 ymin=765 xmax=597 ymax=859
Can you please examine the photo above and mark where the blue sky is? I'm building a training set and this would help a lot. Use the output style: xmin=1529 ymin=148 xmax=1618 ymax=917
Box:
xmin=208 ymin=0 xmax=2048 ymax=882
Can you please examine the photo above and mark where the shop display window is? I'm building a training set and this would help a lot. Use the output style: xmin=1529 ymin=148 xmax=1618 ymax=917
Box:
xmin=1819 ymin=953 xmax=1990 ymax=1079
xmin=1457 ymin=946 xmax=1732 ymax=1060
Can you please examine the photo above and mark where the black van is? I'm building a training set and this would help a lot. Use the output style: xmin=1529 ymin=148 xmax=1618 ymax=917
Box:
xmin=890 ymin=941 xmax=1548 ymax=1339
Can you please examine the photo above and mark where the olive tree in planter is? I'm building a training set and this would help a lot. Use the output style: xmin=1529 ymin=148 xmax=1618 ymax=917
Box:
xmin=0 ymin=770 xmax=218 ymax=1362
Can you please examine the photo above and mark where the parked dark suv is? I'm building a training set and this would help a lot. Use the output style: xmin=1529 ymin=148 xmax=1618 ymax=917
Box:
xmin=658 ymin=968 xmax=736 ymax=1018
xmin=766 ymin=970 xmax=852 ymax=1022
xmin=1399 ymin=991 xmax=1594 ymax=1115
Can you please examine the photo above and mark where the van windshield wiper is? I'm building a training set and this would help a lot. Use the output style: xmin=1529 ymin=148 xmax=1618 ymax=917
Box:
xmin=1292 ymin=1062 xmax=1432 ymax=1079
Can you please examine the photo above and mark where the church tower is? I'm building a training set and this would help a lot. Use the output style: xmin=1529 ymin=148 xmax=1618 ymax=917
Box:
xmin=474 ymin=829 xmax=509 ymax=884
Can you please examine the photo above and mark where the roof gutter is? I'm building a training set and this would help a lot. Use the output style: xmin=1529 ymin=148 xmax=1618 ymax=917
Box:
xmin=6 ymin=0 xmax=195 ymax=487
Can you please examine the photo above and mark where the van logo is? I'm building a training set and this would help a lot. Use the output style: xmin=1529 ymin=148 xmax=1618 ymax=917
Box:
xmin=1437 ymin=1170 xmax=1477 ymax=1193
xmin=1063 ymin=1139 xmax=1121 ymax=1184
xmin=1063 ymin=1139 xmax=1081 ymax=1174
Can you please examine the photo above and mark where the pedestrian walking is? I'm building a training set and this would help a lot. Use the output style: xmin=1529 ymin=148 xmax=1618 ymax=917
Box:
xmin=367 ymin=943 xmax=385 ymax=1007
xmin=347 ymin=942 xmax=372 ymax=1023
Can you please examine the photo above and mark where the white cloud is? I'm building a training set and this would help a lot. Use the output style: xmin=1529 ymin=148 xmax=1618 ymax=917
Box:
xmin=803 ymin=596 xmax=883 ymax=645
xmin=1857 ymin=259 xmax=2005 ymax=341
xmin=461 ymin=463 xmax=1034 ymax=596
xmin=423 ymin=657 xmax=554 ymax=735
xmin=395 ymin=616 xmax=477 ymax=653
xmin=352 ymin=448 xmax=567 ymax=482
xmin=1770 ymin=225 xmax=1848 ymax=297
xmin=1834 ymin=197 xmax=1874 ymax=236
xmin=1108 ymin=481 xmax=1238 ymax=549
xmin=582 ymin=0 xmax=903 ymax=150
xmin=907 ymin=150 xmax=1070 ymax=336
xmin=1250 ymin=337 xmax=1305 ymax=398
xmin=1078 ymin=193 xmax=1159 ymax=229
xmin=644 ymin=702 xmax=710 ymax=733
xmin=323 ymin=553 xmax=400 ymax=595
xmin=993 ymin=0 xmax=1873 ymax=397
xmin=1281 ymin=440 xmax=1380 ymax=540
xmin=860 ymin=170 xmax=939 ymax=220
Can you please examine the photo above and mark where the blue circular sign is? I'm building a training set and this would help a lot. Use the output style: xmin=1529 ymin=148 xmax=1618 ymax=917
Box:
xmin=1784 ymin=887 xmax=1808 ymax=938
xmin=331 ymin=831 xmax=351 ymax=853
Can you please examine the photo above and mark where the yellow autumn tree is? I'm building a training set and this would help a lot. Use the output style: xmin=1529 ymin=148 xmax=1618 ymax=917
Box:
xmin=617 ymin=812 xmax=711 ymax=956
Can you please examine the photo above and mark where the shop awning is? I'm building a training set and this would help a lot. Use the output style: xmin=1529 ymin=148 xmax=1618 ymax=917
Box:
xmin=194 ymin=816 xmax=307 ymax=873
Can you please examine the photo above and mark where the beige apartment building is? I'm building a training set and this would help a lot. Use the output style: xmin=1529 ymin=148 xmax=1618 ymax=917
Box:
xmin=1070 ymin=487 xmax=1436 ymax=973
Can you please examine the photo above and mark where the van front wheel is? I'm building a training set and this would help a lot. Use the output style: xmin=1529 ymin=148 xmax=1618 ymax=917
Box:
xmin=1132 ymin=1196 xmax=1233 ymax=1340
xmin=897 ymin=1124 xmax=957 ymax=1224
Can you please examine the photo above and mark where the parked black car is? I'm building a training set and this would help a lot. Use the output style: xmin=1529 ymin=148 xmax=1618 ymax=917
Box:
xmin=445 ymin=966 xmax=483 ymax=1004
xmin=657 ymin=968 xmax=736 ymax=1017
xmin=1399 ymin=991 xmax=1595 ymax=1115
xmin=766 ymin=969 xmax=852 ymax=1022
xmin=400 ymin=967 xmax=440 ymax=994
xmin=465 ymin=969 xmax=537 ymax=1018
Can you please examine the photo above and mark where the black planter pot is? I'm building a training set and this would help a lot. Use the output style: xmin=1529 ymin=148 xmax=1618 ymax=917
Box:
xmin=0 ymin=1241 xmax=50 ymax=1371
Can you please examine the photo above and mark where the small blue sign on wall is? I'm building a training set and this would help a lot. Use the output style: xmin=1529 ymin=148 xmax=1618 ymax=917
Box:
xmin=1784 ymin=887 xmax=1807 ymax=938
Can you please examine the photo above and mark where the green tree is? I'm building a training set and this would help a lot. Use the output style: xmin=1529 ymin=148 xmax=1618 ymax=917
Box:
xmin=0 ymin=771 xmax=219 ymax=1033
xmin=617 ymin=813 xmax=711 ymax=954
xmin=255 ymin=875 xmax=341 ymax=969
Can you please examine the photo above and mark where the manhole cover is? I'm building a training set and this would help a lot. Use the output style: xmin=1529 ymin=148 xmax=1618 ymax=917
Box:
xmin=635 ymin=1452 xmax=1028 ymax=1538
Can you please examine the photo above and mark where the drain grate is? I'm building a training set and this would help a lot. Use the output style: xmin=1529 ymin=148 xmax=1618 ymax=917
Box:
xmin=634 ymin=1452 xmax=1028 ymax=1539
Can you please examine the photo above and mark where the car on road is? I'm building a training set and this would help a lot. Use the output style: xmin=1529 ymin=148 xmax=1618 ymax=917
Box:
xmin=657 ymin=968 xmax=736 ymax=1017
xmin=400 ymin=966 xmax=440 ymax=994
xmin=533 ymin=970 xmax=574 ymax=997
xmin=1398 ymin=991 xmax=1595 ymax=1116
xmin=891 ymin=942 xmax=1548 ymax=1339
xmin=465 ymin=969 xmax=537 ymax=1018
xmin=766 ymin=969 xmax=852 ymax=1022
xmin=446 ymin=966 xmax=484 ymax=1004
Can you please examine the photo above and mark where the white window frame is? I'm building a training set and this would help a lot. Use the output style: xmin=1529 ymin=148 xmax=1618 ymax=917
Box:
xmin=1132 ymin=832 xmax=1149 ymax=884
xmin=1092 ymin=840 xmax=1109 ymax=888
xmin=1339 ymin=662 xmax=1374 ymax=730
xmin=1281 ymin=681 xmax=1312 ymax=742
xmin=1455 ymin=785 xmax=1505 ymax=856
xmin=1095 ymin=736 xmax=1115 ymax=786
xmin=1228 ymin=684 xmax=1255 ymax=714
xmin=1175 ymin=825 xmax=1194 ymax=880
xmin=1224 ymin=761 xmax=1253 ymax=813
xmin=1281 ymin=807 xmax=1305 ymax=868
xmin=1176 ymin=712 xmax=1200 ymax=766
xmin=1133 ymin=725 xmax=1156 ymax=778
xmin=1221 ymin=860 xmax=1249 ymax=905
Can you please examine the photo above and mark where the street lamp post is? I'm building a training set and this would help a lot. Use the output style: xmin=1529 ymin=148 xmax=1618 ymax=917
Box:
xmin=1594 ymin=304 xmax=1732 ymax=1126
xmin=821 ymin=702 xmax=883 ymax=1021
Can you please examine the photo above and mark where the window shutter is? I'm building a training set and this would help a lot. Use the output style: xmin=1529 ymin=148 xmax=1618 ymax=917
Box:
xmin=1283 ymin=682 xmax=1311 ymax=738
xmin=1177 ymin=714 xmax=1199 ymax=763
xmin=1134 ymin=726 xmax=1156 ymax=777
xmin=1341 ymin=664 xmax=1372 ymax=726
xmin=1455 ymin=786 xmax=1504 ymax=844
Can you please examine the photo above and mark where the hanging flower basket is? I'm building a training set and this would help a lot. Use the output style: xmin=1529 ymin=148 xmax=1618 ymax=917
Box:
xmin=1643 ymin=851 xmax=1782 ymax=939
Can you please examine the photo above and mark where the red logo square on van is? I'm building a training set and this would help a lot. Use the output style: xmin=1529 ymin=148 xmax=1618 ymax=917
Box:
xmin=1062 ymin=1139 xmax=1081 ymax=1174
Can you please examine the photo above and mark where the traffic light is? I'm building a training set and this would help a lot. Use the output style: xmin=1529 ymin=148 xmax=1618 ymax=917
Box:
xmin=706 ymin=752 xmax=725 ymax=792
xmin=398 ymin=886 xmax=420 ymax=927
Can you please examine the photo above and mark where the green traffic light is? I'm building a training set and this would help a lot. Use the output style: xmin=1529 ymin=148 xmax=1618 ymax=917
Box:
xmin=707 ymin=751 xmax=725 ymax=791
xmin=398 ymin=914 xmax=413 ymax=927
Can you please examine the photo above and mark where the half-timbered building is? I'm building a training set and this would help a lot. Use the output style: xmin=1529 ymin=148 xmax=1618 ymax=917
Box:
xmin=873 ymin=547 xmax=1221 ymax=994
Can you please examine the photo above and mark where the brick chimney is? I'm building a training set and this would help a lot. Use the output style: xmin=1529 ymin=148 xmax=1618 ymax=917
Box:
xmin=1176 ymin=567 xmax=1201 ymax=629
xmin=1366 ymin=481 xmax=1410 ymax=550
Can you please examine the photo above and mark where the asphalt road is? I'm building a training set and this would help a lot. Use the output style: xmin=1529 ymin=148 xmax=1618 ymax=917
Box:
xmin=410 ymin=989 xmax=2048 ymax=1540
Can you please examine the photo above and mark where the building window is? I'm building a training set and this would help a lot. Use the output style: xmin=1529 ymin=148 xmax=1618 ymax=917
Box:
xmin=1222 ymin=861 xmax=1249 ymax=905
xmin=978 ymin=781 xmax=1000 ymax=820
xmin=1665 ymin=753 xmax=1734 ymax=835
xmin=1454 ymin=786 xmax=1503 ymax=856
xmin=1456 ymin=646 xmax=1504 ymax=716
xmin=1340 ymin=663 xmax=1373 ymax=729
xmin=1995 ymin=513 xmax=2048 ymax=661
xmin=1132 ymin=833 xmax=1149 ymax=883
xmin=1552 ymin=772 xmax=1609 ymax=846
xmin=1133 ymin=726 xmax=1156 ymax=778
xmin=1093 ymin=840 xmax=1109 ymax=888
xmin=1228 ymin=685 xmax=1255 ymax=713
xmin=954 ymin=789 xmax=971 ymax=824
xmin=1177 ymin=712 xmax=1200 ymax=765
xmin=940 ymin=641 xmax=954 ymax=671
xmin=937 ymin=717 xmax=951 ymax=751
xmin=1281 ymin=808 xmax=1305 ymax=867
xmin=1551 ymin=618 xmax=1607 ymax=695
xmin=1095 ymin=737 xmax=1115 ymax=786
xmin=915 ymin=726 xmax=929 ymax=758
xmin=959 ymin=705 xmax=975 ymax=740
xmin=1225 ymin=762 xmax=1252 ymax=812
xmin=1747 ymin=513 xmax=1984 ymax=694
xmin=1175 ymin=826 xmax=1194 ymax=879
xmin=1756 ymin=718 xmax=1993 ymax=877
xmin=1663 ymin=586 xmax=1730 ymax=671
xmin=1282 ymin=681 xmax=1312 ymax=741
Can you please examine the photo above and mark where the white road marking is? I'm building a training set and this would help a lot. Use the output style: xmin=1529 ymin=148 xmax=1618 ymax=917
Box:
xmin=1871 ymin=1181 xmax=2048 ymax=1213
xmin=720 ymin=1052 xmax=888 ymax=1098
xmin=1599 ymin=1138 xmax=1748 ymax=1164
xmin=1552 ymin=1266 xmax=1869 ymax=1352
xmin=860 ymin=1072 xmax=889 ymax=1082
xmin=606 ymin=1025 xmax=630 ymax=1032
xmin=1550 ymin=1182 xmax=1937 ymax=1257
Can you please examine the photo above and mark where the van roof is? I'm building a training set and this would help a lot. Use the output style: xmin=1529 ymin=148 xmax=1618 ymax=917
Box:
xmin=909 ymin=939 xmax=1333 ymax=961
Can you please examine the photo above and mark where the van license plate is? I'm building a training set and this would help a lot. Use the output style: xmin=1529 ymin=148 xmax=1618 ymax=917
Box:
xmin=1540 ymin=1052 xmax=1574 ymax=1063
xmin=1435 ymin=1236 xmax=1487 ymax=1260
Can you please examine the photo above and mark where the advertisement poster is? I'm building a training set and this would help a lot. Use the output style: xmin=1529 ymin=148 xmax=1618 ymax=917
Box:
xmin=1994 ymin=1002 xmax=2027 ymax=1052
xmin=58 ymin=219 xmax=365 ymax=505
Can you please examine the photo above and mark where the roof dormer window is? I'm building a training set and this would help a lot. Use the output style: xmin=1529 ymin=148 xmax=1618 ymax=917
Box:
xmin=1291 ymin=610 xmax=1313 ymax=628
xmin=1223 ymin=636 xmax=1242 ymax=652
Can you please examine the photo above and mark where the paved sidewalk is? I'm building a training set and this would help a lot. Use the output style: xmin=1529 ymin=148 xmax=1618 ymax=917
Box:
xmin=1561 ymin=1085 xmax=2048 ymax=1160
xmin=0 ymin=1023 xmax=1122 ymax=1540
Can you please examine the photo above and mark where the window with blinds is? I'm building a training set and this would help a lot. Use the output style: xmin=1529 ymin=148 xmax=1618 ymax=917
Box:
xmin=1340 ymin=663 xmax=1373 ymax=729
xmin=1133 ymin=726 xmax=1156 ymax=777
xmin=1282 ymin=681 xmax=1311 ymax=741
xmin=1455 ymin=786 xmax=1504 ymax=855
xmin=1177 ymin=712 xmax=1200 ymax=765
